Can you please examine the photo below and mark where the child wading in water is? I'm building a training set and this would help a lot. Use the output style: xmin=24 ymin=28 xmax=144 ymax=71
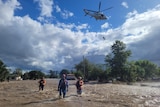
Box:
xmin=38 ymin=77 xmax=46 ymax=91
xmin=76 ymin=77 xmax=84 ymax=96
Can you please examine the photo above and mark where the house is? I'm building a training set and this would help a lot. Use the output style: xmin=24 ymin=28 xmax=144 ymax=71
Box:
xmin=15 ymin=76 xmax=22 ymax=80
xmin=10 ymin=75 xmax=22 ymax=81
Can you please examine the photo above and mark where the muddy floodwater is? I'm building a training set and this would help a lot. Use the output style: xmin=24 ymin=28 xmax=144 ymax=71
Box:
xmin=0 ymin=79 xmax=160 ymax=107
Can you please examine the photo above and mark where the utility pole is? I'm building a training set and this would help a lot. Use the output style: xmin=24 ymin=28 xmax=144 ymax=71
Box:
xmin=83 ymin=55 xmax=85 ymax=81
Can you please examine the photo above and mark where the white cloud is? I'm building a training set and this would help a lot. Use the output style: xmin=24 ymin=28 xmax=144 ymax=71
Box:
xmin=54 ymin=4 xmax=74 ymax=19
xmin=101 ymin=22 xmax=109 ymax=29
xmin=74 ymin=23 xmax=89 ymax=31
xmin=121 ymin=2 xmax=129 ymax=8
xmin=34 ymin=0 xmax=53 ymax=17
xmin=55 ymin=5 xmax=61 ymax=12
xmin=0 ymin=0 xmax=21 ymax=22
xmin=56 ymin=23 xmax=89 ymax=31
xmin=60 ymin=9 xmax=74 ymax=19
xmin=121 ymin=6 xmax=160 ymax=62
xmin=126 ymin=10 xmax=138 ymax=18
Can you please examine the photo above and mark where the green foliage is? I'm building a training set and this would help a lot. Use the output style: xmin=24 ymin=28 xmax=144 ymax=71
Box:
xmin=125 ymin=62 xmax=138 ymax=82
xmin=0 ymin=60 xmax=9 ymax=82
xmin=135 ymin=66 xmax=145 ymax=80
xmin=88 ymin=66 xmax=102 ymax=80
xmin=22 ymin=72 xmax=29 ymax=80
xmin=105 ymin=40 xmax=131 ymax=81
xmin=134 ymin=60 xmax=158 ymax=80
xmin=88 ymin=64 xmax=108 ymax=81
xmin=98 ymin=70 xmax=109 ymax=82
xmin=75 ymin=58 xmax=94 ymax=80
xmin=104 ymin=40 xmax=159 ymax=82
xmin=49 ymin=70 xmax=58 ymax=78
xmin=156 ymin=67 xmax=160 ymax=76
xmin=75 ymin=62 xmax=84 ymax=73
xmin=59 ymin=69 xmax=70 ymax=78
xmin=74 ymin=70 xmax=83 ymax=79
xmin=13 ymin=68 xmax=23 ymax=77
xmin=74 ymin=58 xmax=109 ymax=81
xmin=28 ymin=70 xmax=45 ymax=80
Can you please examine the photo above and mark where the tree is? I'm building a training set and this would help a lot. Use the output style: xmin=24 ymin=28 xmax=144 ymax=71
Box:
xmin=0 ymin=60 xmax=9 ymax=82
xmin=156 ymin=67 xmax=160 ymax=76
xmin=135 ymin=60 xmax=158 ymax=80
xmin=74 ymin=70 xmax=83 ymax=79
xmin=75 ymin=58 xmax=94 ymax=80
xmin=28 ymin=70 xmax=45 ymax=80
xmin=88 ymin=65 xmax=104 ymax=80
xmin=125 ymin=62 xmax=138 ymax=82
xmin=22 ymin=72 xmax=29 ymax=80
xmin=13 ymin=68 xmax=23 ymax=77
xmin=105 ymin=40 xmax=131 ymax=81
xmin=59 ymin=69 xmax=70 ymax=78
xmin=49 ymin=70 xmax=58 ymax=78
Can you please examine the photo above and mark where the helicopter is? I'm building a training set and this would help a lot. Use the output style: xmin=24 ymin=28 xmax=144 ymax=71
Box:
xmin=83 ymin=2 xmax=113 ymax=20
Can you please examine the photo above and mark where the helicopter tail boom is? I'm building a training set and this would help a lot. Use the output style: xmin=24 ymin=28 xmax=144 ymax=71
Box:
xmin=83 ymin=9 xmax=94 ymax=17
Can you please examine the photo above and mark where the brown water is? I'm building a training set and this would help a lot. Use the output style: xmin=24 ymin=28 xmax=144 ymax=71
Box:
xmin=0 ymin=79 xmax=160 ymax=107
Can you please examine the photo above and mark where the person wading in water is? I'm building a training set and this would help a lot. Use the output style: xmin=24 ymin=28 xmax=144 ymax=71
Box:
xmin=76 ymin=76 xmax=84 ymax=96
xmin=38 ymin=77 xmax=46 ymax=91
xmin=58 ymin=74 xmax=68 ymax=98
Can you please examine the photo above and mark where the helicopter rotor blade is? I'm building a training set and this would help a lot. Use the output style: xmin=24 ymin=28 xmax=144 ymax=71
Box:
xmin=99 ymin=1 xmax=101 ymax=12
xmin=100 ymin=6 xmax=113 ymax=12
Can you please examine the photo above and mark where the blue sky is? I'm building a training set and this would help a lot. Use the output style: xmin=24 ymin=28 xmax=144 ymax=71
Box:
xmin=0 ymin=0 xmax=160 ymax=72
